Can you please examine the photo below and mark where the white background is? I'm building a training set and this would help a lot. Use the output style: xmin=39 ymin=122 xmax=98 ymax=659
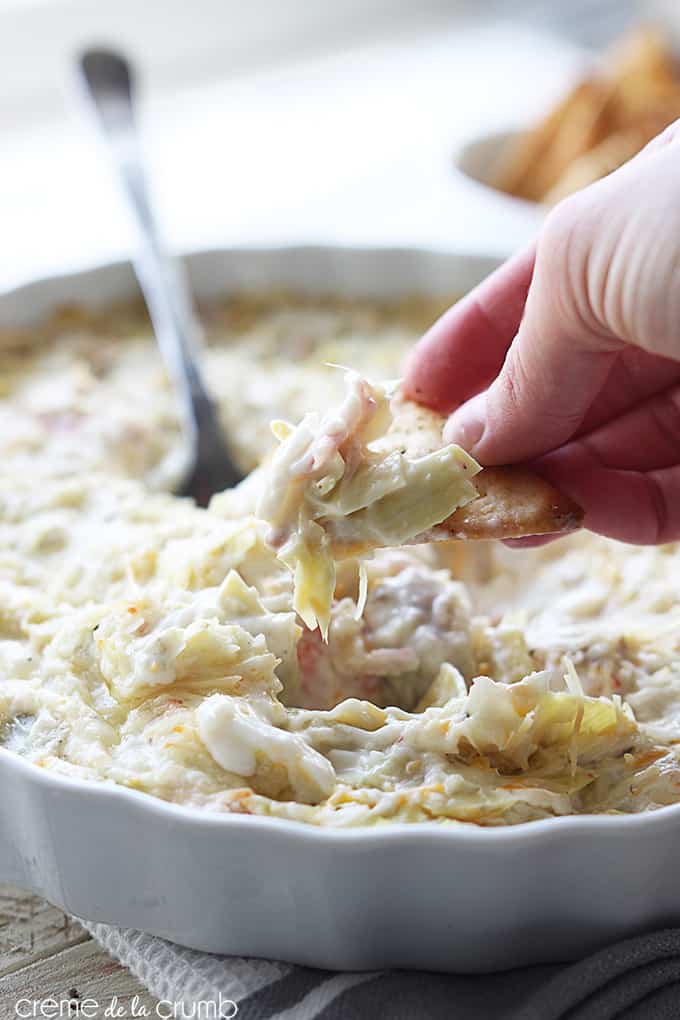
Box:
xmin=0 ymin=1 xmax=606 ymax=291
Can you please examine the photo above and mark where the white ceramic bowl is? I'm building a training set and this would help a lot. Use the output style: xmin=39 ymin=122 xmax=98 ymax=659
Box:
xmin=454 ymin=129 xmax=546 ymax=226
xmin=3 ymin=246 xmax=680 ymax=974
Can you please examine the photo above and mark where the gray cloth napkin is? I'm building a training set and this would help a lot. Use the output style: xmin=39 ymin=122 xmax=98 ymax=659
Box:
xmin=79 ymin=920 xmax=680 ymax=1019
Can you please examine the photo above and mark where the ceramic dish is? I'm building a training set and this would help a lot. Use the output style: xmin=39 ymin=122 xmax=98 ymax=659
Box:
xmin=453 ymin=129 xmax=544 ymax=220
xmin=2 ymin=246 xmax=680 ymax=974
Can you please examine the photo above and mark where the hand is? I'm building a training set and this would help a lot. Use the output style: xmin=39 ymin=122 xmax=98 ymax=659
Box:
xmin=404 ymin=122 xmax=680 ymax=545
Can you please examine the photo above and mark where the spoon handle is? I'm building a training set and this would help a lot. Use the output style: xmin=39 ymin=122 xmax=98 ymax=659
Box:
xmin=78 ymin=49 xmax=241 ymax=499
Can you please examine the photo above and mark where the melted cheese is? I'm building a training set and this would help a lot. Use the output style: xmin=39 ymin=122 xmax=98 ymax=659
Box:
xmin=0 ymin=293 xmax=679 ymax=827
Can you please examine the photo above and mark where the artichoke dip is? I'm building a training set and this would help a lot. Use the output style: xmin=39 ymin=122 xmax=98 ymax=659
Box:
xmin=1 ymin=292 xmax=680 ymax=827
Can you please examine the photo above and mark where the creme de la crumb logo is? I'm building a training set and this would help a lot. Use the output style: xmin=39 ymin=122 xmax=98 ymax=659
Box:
xmin=14 ymin=993 xmax=238 ymax=1019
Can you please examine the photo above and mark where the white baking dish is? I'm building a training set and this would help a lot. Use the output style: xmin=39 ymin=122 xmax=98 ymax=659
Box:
xmin=2 ymin=246 xmax=680 ymax=974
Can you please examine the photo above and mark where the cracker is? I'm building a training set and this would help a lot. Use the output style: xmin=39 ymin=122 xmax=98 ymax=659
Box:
xmin=387 ymin=395 xmax=583 ymax=540
xmin=329 ymin=395 xmax=583 ymax=553
xmin=496 ymin=78 xmax=613 ymax=202
xmin=377 ymin=393 xmax=451 ymax=458
xmin=495 ymin=25 xmax=680 ymax=205
xmin=545 ymin=124 xmax=653 ymax=203
xmin=606 ymin=25 xmax=679 ymax=113
xmin=437 ymin=465 xmax=583 ymax=540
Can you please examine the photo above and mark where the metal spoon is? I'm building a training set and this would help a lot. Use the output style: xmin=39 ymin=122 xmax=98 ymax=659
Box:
xmin=78 ymin=48 xmax=243 ymax=505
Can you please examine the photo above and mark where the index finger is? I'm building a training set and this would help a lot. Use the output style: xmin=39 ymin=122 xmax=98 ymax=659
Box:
xmin=402 ymin=244 xmax=536 ymax=415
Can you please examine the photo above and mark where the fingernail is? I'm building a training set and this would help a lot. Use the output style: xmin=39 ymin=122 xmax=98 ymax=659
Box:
xmin=443 ymin=391 xmax=486 ymax=453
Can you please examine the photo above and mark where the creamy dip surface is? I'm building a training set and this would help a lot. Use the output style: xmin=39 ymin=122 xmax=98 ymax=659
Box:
xmin=1 ymin=293 xmax=680 ymax=827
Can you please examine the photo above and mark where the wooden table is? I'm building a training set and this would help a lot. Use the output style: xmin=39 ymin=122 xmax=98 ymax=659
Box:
xmin=0 ymin=884 xmax=158 ymax=1014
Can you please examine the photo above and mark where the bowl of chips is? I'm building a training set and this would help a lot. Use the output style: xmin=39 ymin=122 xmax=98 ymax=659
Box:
xmin=455 ymin=25 xmax=680 ymax=207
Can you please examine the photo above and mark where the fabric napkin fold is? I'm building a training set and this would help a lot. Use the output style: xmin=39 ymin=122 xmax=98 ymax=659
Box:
xmin=79 ymin=920 xmax=680 ymax=1020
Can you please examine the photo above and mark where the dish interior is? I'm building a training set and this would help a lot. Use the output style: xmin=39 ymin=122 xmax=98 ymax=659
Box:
xmin=2 ymin=252 xmax=680 ymax=831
